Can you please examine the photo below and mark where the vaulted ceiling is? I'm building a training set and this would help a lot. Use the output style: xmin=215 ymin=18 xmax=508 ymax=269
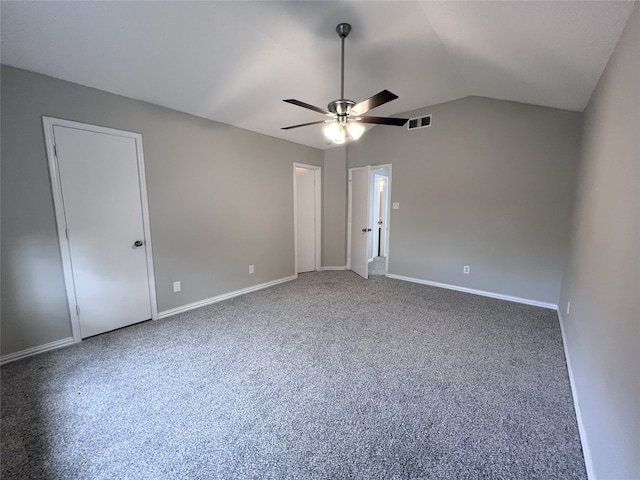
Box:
xmin=1 ymin=1 xmax=635 ymax=150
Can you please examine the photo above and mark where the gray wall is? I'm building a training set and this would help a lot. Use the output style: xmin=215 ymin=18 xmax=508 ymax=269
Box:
xmin=348 ymin=96 xmax=582 ymax=305
xmin=559 ymin=5 xmax=639 ymax=479
xmin=322 ymin=147 xmax=347 ymax=267
xmin=1 ymin=65 xmax=323 ymax=356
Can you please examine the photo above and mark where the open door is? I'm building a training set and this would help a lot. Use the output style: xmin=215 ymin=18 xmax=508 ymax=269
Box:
xmin=348 ymin=166 xmax=371 ymax=279
xmin=372 ymin=172 xmax=390 ymax=260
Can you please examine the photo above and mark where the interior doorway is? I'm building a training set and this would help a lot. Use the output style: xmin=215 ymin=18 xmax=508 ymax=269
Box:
xmin=369 ymin=166 xmax=391 ymax=275
xmin=43 ymin=117 xmax=157 ymax=341
xmin=347 ymin=164 xmax=392 ymax=279
xmin=347 ymin=166 xmax=371 ymax=279
xmin=294 ymin=164 xmax=321 ymax=273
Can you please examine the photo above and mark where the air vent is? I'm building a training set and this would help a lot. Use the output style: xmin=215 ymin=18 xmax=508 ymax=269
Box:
xmin=407 ymin=114 xmax=432 ymax=130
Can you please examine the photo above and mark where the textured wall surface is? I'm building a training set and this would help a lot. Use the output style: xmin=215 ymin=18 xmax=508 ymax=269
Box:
xmin=559 ymin=5 xmax=640 ymax=479
xmin=348 ymin=96 xmax=582 ymax=305
xmin=322 ymin=147 xmax=348 ymax=267
xmin=1 ymin=65 xmax=322 ymax=356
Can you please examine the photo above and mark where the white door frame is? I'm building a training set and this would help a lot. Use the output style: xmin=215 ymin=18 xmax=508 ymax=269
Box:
xmin=293 ymin=163 xmax=322 ymax=273
xmin=378 ymin=165 xmax=392 ymax=272
xmin=347 ymin=164 xmax=392 ymax=274
xmin=372 ymin=172 xmax=390 ymax=260
xmin=346 ymin=168 xmax=355 ymax=270
xmin=43 ymin=117 xmax=158 ymax=343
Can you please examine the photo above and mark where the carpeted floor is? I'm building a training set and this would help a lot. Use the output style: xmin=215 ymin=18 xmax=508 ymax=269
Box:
xmin=1 ymin=272 xmax=586 ymax=479
xmin=368 ymin=256 xmax=386 ymax=276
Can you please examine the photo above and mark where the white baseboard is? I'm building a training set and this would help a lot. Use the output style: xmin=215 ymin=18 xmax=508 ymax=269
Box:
xmin=557 ymin=310 xmax=596 ymax=480
xmin=158 ymin=274 xmax=298 ymax=319
xmin=1 ymin=337 xmax=76 ymax=365
xmin=322 ymin=266 xmax=347 ymax=271
xmin=385 ymin=273 xmax=558 ymax=310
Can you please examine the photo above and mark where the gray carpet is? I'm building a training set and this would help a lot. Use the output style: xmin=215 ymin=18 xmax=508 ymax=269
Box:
xmin=368 ymin=256 xmax=386 ymax=276
xmin=1 ymin=272 xmax=586 ymax=479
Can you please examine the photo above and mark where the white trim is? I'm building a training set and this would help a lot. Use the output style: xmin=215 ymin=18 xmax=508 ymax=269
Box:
xmin=132 ymin=129 xmax=159 ymax=322
xmin=386 ymin=164 xmax=393 ymax=274
xmin=1 ymin=337 xmax=75 ymax=365
xmin=370 ymin=172 xmax=390 ymax=262
xmin=43 ymin=118 xmax=81 ymax=342
xmin=374 ymin=164 xmax=392 ymax=274
xmin=385 ymin=273 xmax=558 ymax=310
xmin=42 ymin=117 xmax=158 ymax=344
xmin=557 ymin=310 xmax=596 ymax=480
xmin=314 ymin=169 xmax=322 ymax=271
xmin=322 ymin=265 xmax=347 ymax=271
xmin=158 ymin=274 xmax=297 ymax=319
xmin=293 ymin=163 xmax=322 ymax=273
xmin=346 ymin=168 xmax=353 ymax=270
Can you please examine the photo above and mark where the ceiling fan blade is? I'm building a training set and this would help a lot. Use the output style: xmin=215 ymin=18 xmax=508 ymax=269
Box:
xmin=355 ymin=116 xmax=409 ymax=126
xmin=281 ymin=120 xmax=328 ymax=130
xmin=283 ymin=99 xmax=331 ymax=115
xmin=352 ymin=90 xmax=399 ymax=115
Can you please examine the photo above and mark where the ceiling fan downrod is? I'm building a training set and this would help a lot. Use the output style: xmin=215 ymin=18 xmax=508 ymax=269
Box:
xmin=337 ymin=22 xmax=351 ymax=100
xmin=329 ymin=23 xmax=355 ymax=118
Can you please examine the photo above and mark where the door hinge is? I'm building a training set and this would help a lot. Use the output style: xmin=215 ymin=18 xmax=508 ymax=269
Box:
xmin=75 ymin=305 xmax=80 ymax=316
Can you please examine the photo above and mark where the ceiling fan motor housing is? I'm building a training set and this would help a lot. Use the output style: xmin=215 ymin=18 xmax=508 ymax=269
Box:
xmin=328 ymin=99 xmax=355 ymax=116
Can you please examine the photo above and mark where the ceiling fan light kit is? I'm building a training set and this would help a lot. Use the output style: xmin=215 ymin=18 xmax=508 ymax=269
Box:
xmin=323 ymin=121 xmax=365 ymax=144
xmin=282 ymin=23 xmax=408 ymax=145
xmin=346 ymin=122 xmax=365 ymax=140
xmin=323 ymin=122 xmax=346 ymax=144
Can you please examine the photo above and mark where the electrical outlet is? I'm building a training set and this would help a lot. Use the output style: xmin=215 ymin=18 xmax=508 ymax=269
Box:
xmin=173 ymin=281 xmax=181 ymax=293
xmin=463 ymin=266 xmax=470 ymax=274
xmin=392 ymin=202 xmax=400 ymax=210
xmin=249 ymin=265 xmax=254 ymax=274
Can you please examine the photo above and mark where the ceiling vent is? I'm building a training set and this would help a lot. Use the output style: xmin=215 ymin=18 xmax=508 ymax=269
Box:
xmin=407 ymin=114 xmax=432 ymax=131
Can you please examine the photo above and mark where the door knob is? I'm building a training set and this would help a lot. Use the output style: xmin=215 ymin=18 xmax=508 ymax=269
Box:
xmin=134 ymin=240 xmax=143 ymax=247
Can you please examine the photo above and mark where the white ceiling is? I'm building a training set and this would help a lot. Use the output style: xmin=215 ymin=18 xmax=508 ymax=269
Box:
xmin=1 ymin=1 xmax=635 ymax=150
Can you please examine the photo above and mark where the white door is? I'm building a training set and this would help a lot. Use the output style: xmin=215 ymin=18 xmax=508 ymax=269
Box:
xmin=51 ymin=123 xmax=154 ymax=338
xmin=349 ymin=166 xmax=371 ymax=279
xmin=296 ymin=167 xmax=316 ymax=273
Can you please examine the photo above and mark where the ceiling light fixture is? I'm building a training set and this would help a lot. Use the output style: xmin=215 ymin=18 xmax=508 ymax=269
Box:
xmin=323 ymin=121 xmax=365 ymax=144
xmin=323 ymin=122 xmax=346 ymax=144
xmin=282 ymin=23 xmax=408 ymax=144
xmin=346 ymin=122 xmax=365 ymax=140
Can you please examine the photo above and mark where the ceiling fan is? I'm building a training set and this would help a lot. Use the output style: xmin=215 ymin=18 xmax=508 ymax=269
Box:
xmin=282 ymin=23 xmax=408 ymax=144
